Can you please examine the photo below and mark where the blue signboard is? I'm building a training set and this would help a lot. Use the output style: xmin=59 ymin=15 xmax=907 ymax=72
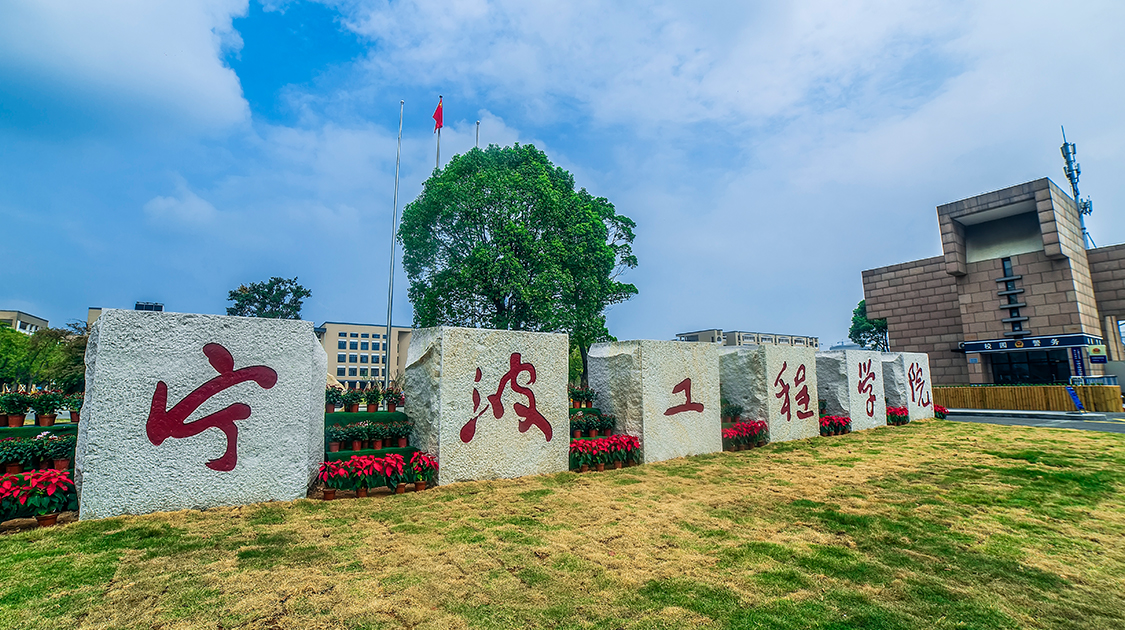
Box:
xmin=1071 ymin=347 xmax=1086 ymax=376
xmin=1065 ymin=386 xmax=1086 ymax=411
xmin=1091 ymin=355 xmax=1108 ymax=364
xmin=962 ymin=334 xmax=1103 ymax=354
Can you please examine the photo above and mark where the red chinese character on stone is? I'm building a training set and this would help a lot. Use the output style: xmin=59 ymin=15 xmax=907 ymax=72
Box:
xmin=857 ymin=359 xmax=877 ymax=418
xmin=908 ymin=362 xmax=932 ymax=408
xmin=147 ymin=343 xmax=278 ymax=472
xmin=774 ymin=362 xmax=815 ymax=422
xmin=460 ymin=353 xmax=552 ymax=443
xmin=774 ymin=362 xmax=792 ymax=421
xmin=664 ymin=378 xmax=704 ymax=415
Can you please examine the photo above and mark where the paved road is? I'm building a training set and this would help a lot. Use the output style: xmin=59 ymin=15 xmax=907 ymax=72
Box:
xmin=947 ymin=411 xmax=1125 ymax=434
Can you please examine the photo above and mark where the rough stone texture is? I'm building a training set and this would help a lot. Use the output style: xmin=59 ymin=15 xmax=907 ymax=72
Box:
xmin=816 ymin=350 xmax=887 ymax=431
xmin=882 ymin=352 xmax=934 ymax=420
xmin=719 ymin=345 xmax=819 ymax=443
xmin=76 ymin=309 xmax=326 ymax=520
xmin=404 ymin=327 xmax=568 ymax=486
xmin=588 ymin=341 xmax=721 ymax=463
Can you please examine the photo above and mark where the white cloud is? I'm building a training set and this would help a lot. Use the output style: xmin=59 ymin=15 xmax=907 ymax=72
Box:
xmin=0 ymin=0 xmax=250 ymax=131
xmin=143 ymin=176 xmax=219 ymax=225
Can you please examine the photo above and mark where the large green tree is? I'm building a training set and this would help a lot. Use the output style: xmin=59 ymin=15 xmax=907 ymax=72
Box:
xmin=0 ymin=326 xmax=30 ymax=387
xmin=399 ymin=144 xmax=638 ymax=383
xmin=226 ymin=276 xmax=311 ymax=320
xmin=848 ymin=299 xmax=889 ymax=351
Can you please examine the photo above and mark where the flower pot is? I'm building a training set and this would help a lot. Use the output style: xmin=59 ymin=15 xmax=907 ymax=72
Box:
xmin=580 ymin=464 xmax=589 ymax=473
xmin=357 ymin=487 xmax=368 ymax=498
xmin=37 ymin=413 xmax=57 ymax=427
xmin=71 ymin=410 xmax=80 ymax=423
xmin=328 ymin=442 xmax=340 ymax=453
xmin=325 ymin=403 xmax=336 ymax=413
xmin=366 ymin=403 xmax=379 ymax=413
xmin=416 ymin=481 xmax=427 ymax=491
xmin=347 ymin=404 xmax=360 ymax=413
xmin=757 ymin=440 xmax=766 ymax=447
xmin=571 ymin=400 xmax=580 ymax=408
xmin=387 ymin=402 xmax=397 ymax=413
xmin=613 ymin=461 xmax=623 ymax=470
xmin=323 ymin=489 xmax=336 ymax=501
xmin=603 ymin=428 xmax=613 ymax=436
xmin=584 ymin=401 xmax=591 ymax=408
xmin=395 ymin=484 xmax=406 ymax=494
xmin=52 ymin=458 xmax=70 ymax=471
xmin=572 ymin=430 xmax=582 ymax=439
xmin=397 ymin=437 xmax=407 ymax=448
xmin=35 ymin=513 xmax=59 ymax=527
xmin=7 ymin=414 xmax=25 ymax=428
xmin=351 ymin=440 xmax=363 ymax=452
xmin=588 ymin=429 xmax=598 ymax=438
xmin=373 ymin=439 xmax=383 ymax=450
xmin=596 ymin=463 xmax=605 ymax=472
xmin=4 ymin=463 xmax=22 ymax=475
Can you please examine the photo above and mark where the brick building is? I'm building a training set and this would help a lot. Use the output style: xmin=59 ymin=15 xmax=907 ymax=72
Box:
xmin=862 ymin=178 xmax=1125 ymax=385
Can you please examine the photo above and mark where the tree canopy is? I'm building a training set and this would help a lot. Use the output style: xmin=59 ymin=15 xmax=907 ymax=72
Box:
xmin=399 ymin=144 xmax=638 ymax=382
xmin=0 ymin=323 xmax=87 ymax=392
xmin=226 ymin=276 xmax=311 ymax=320
xmin=848 ymin=299 xmax=889 ymax=351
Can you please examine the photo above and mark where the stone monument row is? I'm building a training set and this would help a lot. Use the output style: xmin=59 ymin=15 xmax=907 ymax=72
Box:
xmin=76 ymin=309 xmax=326 ymax=519
xmin=881 ymin=352 xmax=934 ymax=421
xmin=815 ymin=349 xmax=887 ymax=431
xmin=587 ymin=340 xmax=722 ymax=463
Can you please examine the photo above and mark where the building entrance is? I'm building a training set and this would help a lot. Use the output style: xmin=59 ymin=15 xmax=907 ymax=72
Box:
xmin=989 ymin=350 xmax=1071 ymax=384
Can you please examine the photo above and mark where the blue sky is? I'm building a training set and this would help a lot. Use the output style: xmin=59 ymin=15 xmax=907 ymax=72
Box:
xmin=2 ymin=0 xmax=1123 ymax=345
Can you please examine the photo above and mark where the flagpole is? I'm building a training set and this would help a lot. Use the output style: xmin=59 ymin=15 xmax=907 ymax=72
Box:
xmin=436 ymin=127 xmax=440 ymax=170
xmin=476 ymin=120 xmax=480 ymax=148
xmin=435 ymin=94 xmax=442 ymax=170
xmin=384 ymin=100 xmax=403 ymax=391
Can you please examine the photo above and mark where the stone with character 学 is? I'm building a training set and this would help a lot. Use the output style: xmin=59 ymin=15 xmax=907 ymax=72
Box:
xmin=76 ymin=309 xmax=326 ymax=520
xmin=404 ymin=327 xmax=569 ymax=486
xmin=815 ymin=349 xmax=887 ymax=431
xmin=587 ymin=340 xmax=721 ymax=464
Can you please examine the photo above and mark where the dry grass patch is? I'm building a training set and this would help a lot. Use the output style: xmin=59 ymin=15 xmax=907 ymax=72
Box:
xmin=2 ymin=419 xmax=1125 ymax=629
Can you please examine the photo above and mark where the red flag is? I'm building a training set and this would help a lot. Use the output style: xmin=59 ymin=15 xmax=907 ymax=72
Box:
xmin=432 ymin=96 xmax=443 ymax=132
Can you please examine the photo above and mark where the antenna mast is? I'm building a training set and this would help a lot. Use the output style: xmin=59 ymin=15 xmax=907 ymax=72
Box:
xmin=1060 ymin=126 xmax=1095 ymax=248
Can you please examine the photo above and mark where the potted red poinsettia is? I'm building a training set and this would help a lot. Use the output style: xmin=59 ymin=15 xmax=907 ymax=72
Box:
xmin=382 ymin=453 xmax=408 ymax=494
xmin=886 ymin=406 xmax=909 ymax=426
xmin=410 ymin=452 xmax=438 ymax=491
xmin=934 ymin=405 xmax=948 ymax=420
xmin=317 ymin=461 xmax=351 ymax=500
xmin=3 ymin=469 xmax=78 ymax=526
xmin=347 ymin=455 xmax=385 ymax=498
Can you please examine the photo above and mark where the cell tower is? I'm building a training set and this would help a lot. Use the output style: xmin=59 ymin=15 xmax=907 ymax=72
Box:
xmin=1060 ymin=126 xmax=1095 ymax=248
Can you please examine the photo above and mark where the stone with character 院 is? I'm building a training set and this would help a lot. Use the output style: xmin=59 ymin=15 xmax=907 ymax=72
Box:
xmin=881 ymin=352 xmax=933 ymax=421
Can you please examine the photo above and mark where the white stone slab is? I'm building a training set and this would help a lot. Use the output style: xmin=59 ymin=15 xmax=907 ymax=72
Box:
xmin=882 ymin=352 xmax=934 ymax=421
xmin=816 ymin=350 xmax=886 ymax=431
xmin=404 ymin=326 xmax=568 ymax=486
xmin=76 ymin=309 xmax=326 ymax=519
xmin=587 ymin=340 xmax=721 ymax=463
xmin=719 ymin=345 xmax=819 ymax=443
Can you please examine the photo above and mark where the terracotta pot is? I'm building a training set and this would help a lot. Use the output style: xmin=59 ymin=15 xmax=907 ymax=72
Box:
xmin=37 ymin=413 xmax=57 ymax=427
xmin=588 ymin=429 xmax=599 ymax=438
xmin=584 ymin=401 xmax=592 ymax=408
xmin=52 ymin=458 xmax=70 ymax=470
xmin=397 ymin=437 xmax=407 ymax=448
xmin=603 ymin=428 xmax=613 ymax=436
xmin=387 ymin=402 xmax=397 ymax=413
xmin=416 ymin=481 xmax=427 ymax=491
xmin=351 ymin=440 xmax=363 ymax=452
xmin=757 ymin=440 xmax=766 ymax=447
xmin=395 ymin=484 xmax=406 ymax=494
xmin=726 ymin=444 xmax=735 ymax=452
xmin=357 ymin=487 xmax=368 ymax=498
xmin=7 ymin=414 xmax=25 ymax=428
xmin=571 ymin=400 xmax=580 ymax=408
xmin=580 ymin=464 xmax=589 ymax=473
xmin=613 ymin=461 xmax=623 ymax=470
xmin=366 ymin=403 xmax=379 ymax=413
xmin=596 ymin=463 xmax=605 ymax=472
xmin=323 ymin=489 xmax=336 ymax=501
xmin=36 ymin=513 xmax=59 ymax=527
xmin=573 ymin=430 xmax=582 ymax=439
xmin=4 ymin=463 xmax=22 ymax=475
xmin=347 ymin=404 xmax=360 ymax=413
xmin=71 ymin=410 xmax=80 ymax=422
xmin=325 ymin=403 xmax=336 ymax=413
xmin=373 ymin=439 xmax=383 ymax=450
xmin=328 ymin=442 xmax=340 ymax=453
xmin=0 ymin=414 xmax=6 ymax=425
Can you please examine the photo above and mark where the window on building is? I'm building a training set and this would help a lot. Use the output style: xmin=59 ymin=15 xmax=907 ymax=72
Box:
xmin=361 ymin=333 xmax=369 ymax=338
xmin=1002 ymin=257 xmax=1013 ymax=277
xmin=336 ymin=367 xmax=346 ymax=376
xmin=360 ymin=355 xmax=368 ymax=363
xmin=360 ymin=342 xmax=369 ymax=350
xmin=350 ymin=332 xmax=358 ymax=337
xmin=348 ymin=367 xmax=357 ymax=377
xmin=360 ymin=368 xmax=368 ymax=376
xmin=350 ymin=341 xmax=358 ymax=350
xmin=338 ymin=340 xmax=346 ymax=349
xmin=349 ymin=354 xmax=358 ymax=363
xmin=337 ymin=353 xmax=346 ymax=362
xmin=338 ymin=332 xmax=347 ymax=337
xmin=990 ymin=350 xmax=1069 ymax=384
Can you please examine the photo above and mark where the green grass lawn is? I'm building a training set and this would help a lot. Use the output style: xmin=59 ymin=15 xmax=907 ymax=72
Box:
xmin=2 ymin=419 xmax=1124 ymax=629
